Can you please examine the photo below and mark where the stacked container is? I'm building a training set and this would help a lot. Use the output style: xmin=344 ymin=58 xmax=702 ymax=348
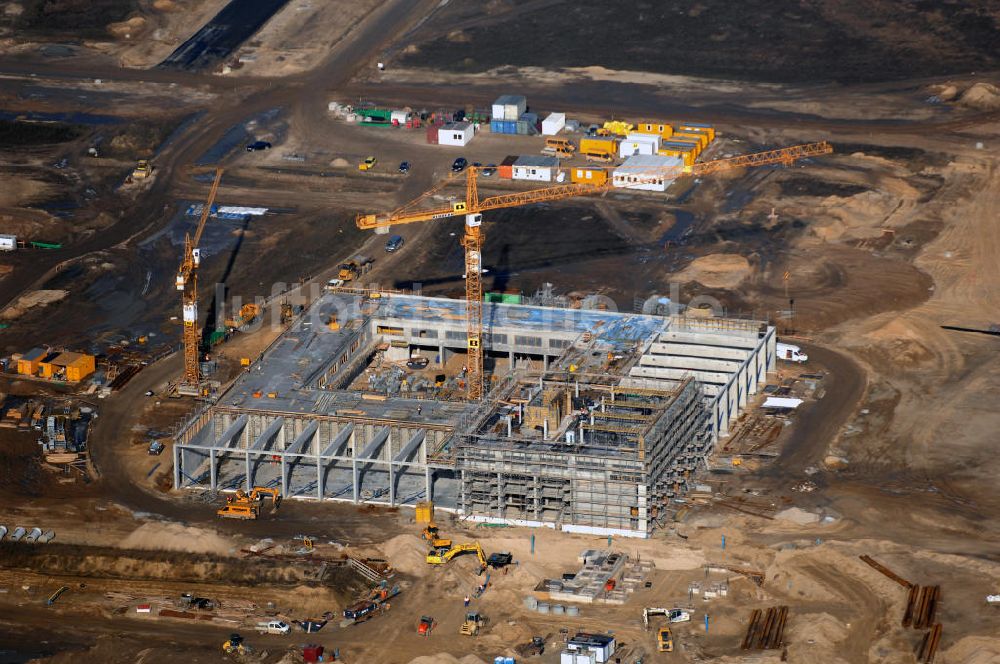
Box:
xmin=491 ymin=95 xmax=527 ymax=134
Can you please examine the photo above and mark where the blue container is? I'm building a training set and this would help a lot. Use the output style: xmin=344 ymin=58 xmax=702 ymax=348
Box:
xmin=494 ymin=658 xmax=504 ymax=664
xmin=504 ymin=658 xmax=515 ymax=664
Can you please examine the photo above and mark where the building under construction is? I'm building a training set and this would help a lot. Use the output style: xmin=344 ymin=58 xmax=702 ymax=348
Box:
xmin=174 ymin=291 xmax=776 ymax=537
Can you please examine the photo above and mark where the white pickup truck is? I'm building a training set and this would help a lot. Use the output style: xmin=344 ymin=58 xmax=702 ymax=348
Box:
xmin=776 ymin=342 xmax=808 ymax=363
xmin=255 ymin=620 xmax=290 ymax=635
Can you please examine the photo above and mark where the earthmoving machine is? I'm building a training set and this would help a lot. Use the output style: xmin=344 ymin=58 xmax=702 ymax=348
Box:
xmin=357 ymin=142 xmax=833 ymax=400
xmin=132 ymin=159 xmax=153 ymax=180
xmin=217 ymin=486 xmax=282 ymax=520
xmin=644 ymin=607 xmax=687 ymax=653
xmin=426 ymin=541 xmax=488 ymax=571
xmin=222 ymin=633 xmax=250 ymax=655
xmin=176 ymin=168 xmax=224 ymax=395
xmin=420 ymin=523 xmax=452 ymax=551
xmin=460 ymin=612 xmax=488 ymax=636
xmin=225 ymin=302 xmax=261 ymax=330
xmin=337 ymin=256 xmax=372 ymax=282
xmin=418 ymin=615 xmax=436 ymax=636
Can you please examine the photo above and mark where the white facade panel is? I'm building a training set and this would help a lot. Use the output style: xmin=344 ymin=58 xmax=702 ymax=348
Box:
xmin=619 ymin=139 xmax=658 ymax=158
xmin=512 ymin=165 xmax=554 ymax=181
xmin=437 ymin=123 xmax=475 ymax=147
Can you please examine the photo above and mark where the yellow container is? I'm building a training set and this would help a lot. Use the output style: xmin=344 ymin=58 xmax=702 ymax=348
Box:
xmin=571 ymin=167 xmax=609 ymax=185
xmin=672 ymin=132 xmax=708 ymax=150
xmin=658 ymin=148 xmax=696 ymax=167
xmin=415 ymin=501 xmax=434 ymax=523
xmin=636 ymin=122 xmax=673 ymax=139
xmin=678 ymin=124 xmax=715 ymax=141
xmin=580 ymin=137 xmax=619 ymax=156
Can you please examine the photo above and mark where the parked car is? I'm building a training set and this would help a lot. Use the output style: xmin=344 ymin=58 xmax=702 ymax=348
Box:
xmin=246 ymin=140 xmax=272 ymax=152
xmin=451 ymin=157 xmax=468 ymax=172
xmin=148 ymin=440 xmax=165 ymax=456
xmin=359 ymin=156 xmax=377 ymax=171
xmin=481 ymin=164 xmax=497 ymax=177
xmin=255 ymin=620 xmax=290 ymax=635
xmin=398 ymin=161 xmax=410 ymax=174
xmin=385 ymin=235 xmax=404 ymax=253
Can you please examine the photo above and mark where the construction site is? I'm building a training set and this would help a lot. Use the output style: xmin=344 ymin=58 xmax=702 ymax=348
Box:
xmin=2 ymin=1 xmax=1000 ymax=663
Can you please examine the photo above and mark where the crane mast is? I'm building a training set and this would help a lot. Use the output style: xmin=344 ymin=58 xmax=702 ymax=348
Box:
xmin=356 ymin=142 xmax=833 ymax=401
xmin=178 ymin=168 xmax=224 ymax=392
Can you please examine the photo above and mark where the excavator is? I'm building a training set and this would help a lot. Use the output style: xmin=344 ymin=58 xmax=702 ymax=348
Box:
xmin=217 ymin=486 xmax=282 ymax=520
xmin=426 ymin=542 xmax=488 ymax=570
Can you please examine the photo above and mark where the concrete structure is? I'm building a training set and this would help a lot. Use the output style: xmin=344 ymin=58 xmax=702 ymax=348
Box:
xmin=437 ymin=121 xmax=475 ymax=147
xmin=542 ymin=112 xmax=566 ymax=135
xmin=512 ymin=155 xmax=560 ymax=182
xmin=173 ymin=292 xmax=775 ymax=538
xmin=0 ymin=234 xmax=16 ymax=251
xmin=612 ymin=155 xmax=683 ymax=192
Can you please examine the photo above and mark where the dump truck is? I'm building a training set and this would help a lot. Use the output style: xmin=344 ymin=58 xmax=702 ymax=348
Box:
xmin=338 ymin=256 xmax=373 ymax=282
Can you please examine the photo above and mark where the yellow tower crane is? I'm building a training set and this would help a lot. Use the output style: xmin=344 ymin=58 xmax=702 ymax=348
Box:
xmin=177 ymin=168 xmax=224 ymax=393
xmin=357 ymin=142 xmax=833 ymax=400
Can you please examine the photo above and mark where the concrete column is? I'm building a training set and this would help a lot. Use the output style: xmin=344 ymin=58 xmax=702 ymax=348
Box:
xmin=543 ymin=354 xmax=549 ymax=371
xmin=316 ymin=453 xmax=323 ymax=500
xmin=173 ymin=442 xmax=181 ymax=489
xmin=281 ymin=455 xmax=288 ymax=497
xmin=509 ymin=350 xmax=515 ymax=370
xmin=425 ymin=466 xmax=432 ymax=502
xmin=352 ymin=458 xmax=359 ymax=502
xmin=245 ymin=452 xmax=252 ymax=491
xmin=389 ymin=462 xmax=395 ymax=506
xmin=209 ymin=448 xmax=217 ymax=490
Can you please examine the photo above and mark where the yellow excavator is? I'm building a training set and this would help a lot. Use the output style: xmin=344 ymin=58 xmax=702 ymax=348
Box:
xmin=426 ymin=542 xmax=488 ymax=570
xmin=217 ymin=486 xmax=282 ymax=520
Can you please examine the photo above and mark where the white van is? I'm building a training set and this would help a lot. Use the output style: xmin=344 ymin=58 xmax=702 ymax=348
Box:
xmin=776 ymin=342 xmax=808 ymax=363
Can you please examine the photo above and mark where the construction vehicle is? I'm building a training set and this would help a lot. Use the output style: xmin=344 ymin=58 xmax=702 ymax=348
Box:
xmin=359 ymin=156 xmax=377 ymax=171
xmin=420 ymin=523 xmax=452 ymax=550
xmin=460 ymin=612 xmax=488 ymax=636
xmin=222 ymin=633 xmax=250 ymax=655
xmin=342 ymin=583 xmax=401 ymax=626
xmin=357 ymin=141 xmax=833 ymax=401
xmin=132 ymin=159 xmax=152 ymax=179
xmin=657 ymin=626 xmax=674 ymax=652
xmin=486 ymin=552 xmax=514 ymax=569
xmin=418 ymin=615 xmax=436 ymax=636
xmin=176 ymin=168 xmax=224 ymax=394
xmin=225 ymin=302 xmax=261 ymax=329
xmin=337 ymin=256 xmax=373 ymax=282
xmin=426 ymin=542 xmax=488 ymax=571
xmin=217 ymin=486 xmax=282 ymax=520
xmin=279 ymin=298 xmax=294 ymax=325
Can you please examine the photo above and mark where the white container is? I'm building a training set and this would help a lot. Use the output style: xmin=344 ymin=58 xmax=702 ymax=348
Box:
xmin=619 ymin=137 xmax=659 ymax=158
xmin=493 ymin=95 xmax=527 ymax=121
xmin=438 ymin=121 xmax=475 ymax=147
xmin=390 ymin=110 xmax=409 ymax=125
xmin=625 ymin=132 xmax=662 ymax=150
xmin=542 ymin=112 xmax=566 ymax=135
xmin=0 ymin=234 xmax=16 ymax=251
xmin=537 ymin=602 xmax=550 ymax=614
xmin=566 ymin=605 xmax=580 ymax=616
xmin=524 ymin=596 xmax=538 ymax=610
xmin=613 ymin=154 xmax=682 ymax=192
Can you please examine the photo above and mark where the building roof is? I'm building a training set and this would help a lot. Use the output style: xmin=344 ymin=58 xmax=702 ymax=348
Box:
xmin=47 ymin=352 xmax=90 ymax=367
xmin=500 ymin=155 xmax=519 ymax=166
xmin=21 ymin=347 xmax=46 ymax=362
xmin=614 ymin=154 xmax=683 ymax=174
xmin=493 ymin=94 xmax=526 ymax=105
xmin=441 ymin=121 xmax=472 ymax=131
xmin=513 ymin=155 xmax=559 ymax=168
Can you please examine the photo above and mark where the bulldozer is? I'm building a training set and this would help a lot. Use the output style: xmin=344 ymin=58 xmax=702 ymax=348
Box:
xmin=217 ymin=486 xmax=282 ymax=520
xmin=460 ymin=612 xmax=488 ymax=636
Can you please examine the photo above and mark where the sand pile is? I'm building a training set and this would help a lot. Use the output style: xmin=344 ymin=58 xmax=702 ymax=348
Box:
xmin=119 ymin=521 xmax=235 ymax=556
xmin=675 ymin=254 xmax=750 ymax=289
xmin=407 ymin=655 xmax=488 ymax=664
xmin=958 ymin=82 xmax=1000 ymax=110
xmin=788 ymin=611 xmax=848 ymax=648
xmin=383 ymin=533 xmax=431 ymax=575
xmin=2 ymin=289 xmax=69 ymax=320
xmin=330 ymin=157 xmax=350 ymax=168
xmin=940 ymin=636 xmax=1000 ymax=664
xmin=775 ymin=507 xmax=821 ymax=525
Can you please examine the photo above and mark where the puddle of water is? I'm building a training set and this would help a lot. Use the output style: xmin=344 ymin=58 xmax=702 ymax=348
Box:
xmin=0 ymin=110 xmax=121 ymax=125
